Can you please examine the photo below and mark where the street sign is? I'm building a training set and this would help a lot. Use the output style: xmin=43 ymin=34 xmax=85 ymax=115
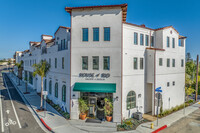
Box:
xmin=155 ymin=87 xmax=162 ymax=92
xmin=43 ymin=91 xmax=48 ymax=96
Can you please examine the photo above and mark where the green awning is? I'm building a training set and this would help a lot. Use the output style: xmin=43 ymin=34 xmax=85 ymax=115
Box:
xmin=73 ymin=82 xmax=116 ymax=93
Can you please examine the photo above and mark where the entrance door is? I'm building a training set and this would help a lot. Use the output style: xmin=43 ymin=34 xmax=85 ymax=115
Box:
xmin=144 ymin=83 xmax=152 ymax=113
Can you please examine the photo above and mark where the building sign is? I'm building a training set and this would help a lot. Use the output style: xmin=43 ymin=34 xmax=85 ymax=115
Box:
xmin=79 ymin=73 xmax=110 ymax=80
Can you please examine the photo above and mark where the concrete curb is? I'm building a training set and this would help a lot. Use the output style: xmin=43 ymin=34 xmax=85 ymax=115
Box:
xmin=6 ymin=73 xmax=52 ymax=133
xmin=152 ymin=125 xmax=167 ymax=133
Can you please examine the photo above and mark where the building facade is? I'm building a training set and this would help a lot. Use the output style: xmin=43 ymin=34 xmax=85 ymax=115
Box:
xmin=15 ymin=4 xmax=186 ymax=124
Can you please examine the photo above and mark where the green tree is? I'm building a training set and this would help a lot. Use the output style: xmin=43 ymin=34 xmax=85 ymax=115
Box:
xmin=185 ymin=87 xmax=195 ymax=101
xmin=32 ymin=60 xmax=50 ymax=110
xmin=7 ymin=60 xmax=11 ymax=73
xmin=15 ymin=61 xmax=23 ymax=85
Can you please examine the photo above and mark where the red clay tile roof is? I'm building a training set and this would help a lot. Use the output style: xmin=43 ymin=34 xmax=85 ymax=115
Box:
xmin=179 ymin=35 xmax=187 ymax=39
xmin=146 ymin=47 xmax=165 ymax=51
xmin=124 ymin=22 xmax=182 ymax=35
xmin=55 ymin=26 xmax=70 ymax=35
xmin=65 ymin=4 xmax=127 ymax=22
xmin=123 ymin=22 xmax=154 ymax=30
xmin=155 ymin=26 xmax=179 ymax=34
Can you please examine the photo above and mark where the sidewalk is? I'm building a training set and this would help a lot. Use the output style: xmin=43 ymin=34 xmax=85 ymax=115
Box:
xmin=7 ymin=73 xmax=87 ymax=133
xmin=7 ymin=73 xmax=200 ymax=133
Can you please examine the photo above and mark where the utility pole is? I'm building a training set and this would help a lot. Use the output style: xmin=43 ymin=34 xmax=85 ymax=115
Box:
xmin=196 ymin=55 xmax=199 ymax=102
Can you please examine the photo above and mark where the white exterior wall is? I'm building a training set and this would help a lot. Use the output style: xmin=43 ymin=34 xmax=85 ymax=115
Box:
xmin=70 ymin=7 xmax=122 ymax=123
xmin=20 ymin=27 xmax=71 ymax=112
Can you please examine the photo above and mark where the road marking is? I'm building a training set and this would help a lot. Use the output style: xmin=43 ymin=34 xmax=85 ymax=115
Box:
xmin=0 ymin=89 xmax=4 ymax=132
xmin=5 ymin=118 xmax=16 ymax=127
xmin=6 ymin=110 xmax=10 ymax=114
xmin=3 ymin=74 xmax=22 ymax=129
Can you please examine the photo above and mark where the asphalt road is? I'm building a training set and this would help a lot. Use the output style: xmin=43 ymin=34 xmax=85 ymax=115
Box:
xmin=161 ymin=108 xmax=200 ymax=133
xmin=0 ymin=71 xmax=45 ymax=133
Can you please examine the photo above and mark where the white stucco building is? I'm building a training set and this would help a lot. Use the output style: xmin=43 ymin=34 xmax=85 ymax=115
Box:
xmin=15 ymin=3 xmax=186 ymax=124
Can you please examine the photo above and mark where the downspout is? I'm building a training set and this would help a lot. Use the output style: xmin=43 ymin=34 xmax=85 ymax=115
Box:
xmin=154 ymin=50 xmax=156 ymax=115
xmin=69 ymin=12 xmax=72 ymax=119
xmin=121 ymin=15 xmax=123 ymax=124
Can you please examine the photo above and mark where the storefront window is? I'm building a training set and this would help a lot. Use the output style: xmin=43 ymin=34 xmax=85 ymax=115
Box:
xmin=55 ymin=82 xmax=58 ymax=98
xmin=62 ymin=85 xmax=66 ymax=102
xmin=49 ymin=80 xmax=52 ymax=94
xmin=44 ymin=79 xmax=47 ymax=91
xmin=127 ymin=91 xmax=136 ymax=110
xmin=29 ymin=72 xmax=33 ymax=85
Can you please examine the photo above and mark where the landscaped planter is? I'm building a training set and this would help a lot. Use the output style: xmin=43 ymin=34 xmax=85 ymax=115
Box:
xmin=133 ymin=112 xmax=143 ymax=120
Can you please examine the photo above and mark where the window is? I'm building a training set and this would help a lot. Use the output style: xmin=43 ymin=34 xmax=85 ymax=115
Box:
xmin=49 ymin=58 xmax=51 ymax=66
xmin=134 ymin=32 xmax=138 ymax=45
xmin=104 ymin=27 xmax=110 ymax=41
xmin=29 ymin=72 xmax=33 ymax=85
xmin=140 ymin=34 xmax=144 ymax=45
xmin=181 ymin=59 xmax=184 ymax=67
xmin=61 ymin=40 xmax=63 ymax=50
xmin=93 ymin=56 xmax=99 ymax=70
xmin=159 ymin=58 xmax=163 ymax=66
xmin=172 ymin=59 xmax=175 ymax=67
xmin=55 ymin=58 xmax=57 ymax=68
xmin=93 ymin=28 xmax=99 ymax=41
xmin=62 ymin=85 xmax=66 ymax=102
xmin=63 ymin=39 xmax=66 ymax=49
xmin=55 ymin=83 xmax=58 ymax=98
xmin=44 ymin=79 xmax=47 ymax=91
xmin=167 ymin=37 xmax=170 ymax=47
xmin=145 ymin=35 xmax=149 ymax=46
xmin=173 ymin=81 xmax=175 ymax=86
xmin=172 ymin=38 xmax=175 ymax=48
xmin=127 ymin=91 xmax=136 ymax=110
xmin=167 ymin=59 xmax=170 ymax=67
xmin=134 ymin=57 xmax=138 ymax=70
xmin=140 ymin=58 xmax=144 ymax=70
xmin=103 ymin=56 xmax=110 ymax=70
xmin=62 ymin=57 xmax=64 ymax=69
xmin=167 ymin=82 xmax=170 ymax=87
xmin=151 ymin=36 xmax=154 ymax=47
xmin=82 ymin=56 xmax=88 ymax=70
xmin=82 ymin=28 xmax=88 ymax=41
xmin=49 ymin=80 xmax=52 ymax=94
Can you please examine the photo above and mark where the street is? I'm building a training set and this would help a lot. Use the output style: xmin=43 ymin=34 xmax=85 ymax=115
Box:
xmin=0 ymin=71 xmax=45 ymax=133
xmin=161 ymin=107 xmax=200 ymax=133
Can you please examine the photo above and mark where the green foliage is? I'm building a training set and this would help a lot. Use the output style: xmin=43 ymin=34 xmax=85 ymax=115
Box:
xmin=104 ymin=98 xmax=113 ymax=116
xmin=15 ymin=61 xmax=23 ymax=69
xmin=32 ymin=60 xmax=50 ymax=78
xmin=185 ymin=87 xmax=195 ymax=97
xmin=78 ymin=98 xmax=89 ymax=114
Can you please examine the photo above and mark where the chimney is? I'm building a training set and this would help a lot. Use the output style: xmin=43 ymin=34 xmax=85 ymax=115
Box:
xmin=141 ymin=24 xmax=145 ymax=27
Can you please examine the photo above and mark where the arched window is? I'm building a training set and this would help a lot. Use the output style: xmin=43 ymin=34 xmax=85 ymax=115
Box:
xmin=49 ymin=80 xmax=52 ymax=94
xmin=62 ymin=85 xmax=66 ymax=102
xmin=55 ymin=82 xmax=58 ymax=98
xmin=127 ymin=91 xmax=136 ymax=110
xmin=44 ymin=79 xmax=47 ymax=91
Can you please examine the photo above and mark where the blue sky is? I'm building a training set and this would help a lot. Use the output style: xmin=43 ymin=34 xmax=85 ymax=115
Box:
xmin=0 ymin=0 xmax=199 ymax=59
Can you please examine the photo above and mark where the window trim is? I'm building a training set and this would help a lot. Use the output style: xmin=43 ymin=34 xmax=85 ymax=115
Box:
xmin=82 ymin=28 xmax=89 ymax=42
xmin=62 ymin=85 xmax=66 ymax=102
xmin=82 ymin=56 xmax=88 ymax=70
xmin=140 ymin=58 xmax=144 ymax=70
xmin=103 ymin=56 xmax=110 ymax=70
xmin=104 ymin=27 xmax=111 ymax=41
xmin=93 ymin=27 xmax=99 ymax=42
xmin=92 ymin=56 xmax=99 ymax=70
xmin=127 ymin=91 xmax=136 ymax=110
xmin=140 ymin=34 xmax=144 ymax=46
xmin=134 ymin=32 xmax=138 ymax=45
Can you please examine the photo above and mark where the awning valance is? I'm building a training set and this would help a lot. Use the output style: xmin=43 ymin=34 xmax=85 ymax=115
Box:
xmin=73 ymin=82 xmax=116 ymax=93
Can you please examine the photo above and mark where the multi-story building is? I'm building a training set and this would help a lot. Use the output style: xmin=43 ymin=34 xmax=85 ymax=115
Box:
xmin=19 ymin=26 xmax=71 ymax=112
xmin=66 ymin=4 xmax=186 ymax=123
xmin=15 ymin=3 xmax=186 ymax=124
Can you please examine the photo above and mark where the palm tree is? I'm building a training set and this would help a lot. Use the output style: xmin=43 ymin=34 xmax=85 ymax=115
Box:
xmin=33 ymin=60 xmax=50 ymax=110
xmin=15 ymin=61 xmax=23 ymax=86
xmin=7 ymin=60 xmax=11 ymax=73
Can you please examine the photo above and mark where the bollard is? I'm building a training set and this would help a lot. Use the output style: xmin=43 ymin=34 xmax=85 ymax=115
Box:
xmin=151 ymin=123 xmax=154 ymax=129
